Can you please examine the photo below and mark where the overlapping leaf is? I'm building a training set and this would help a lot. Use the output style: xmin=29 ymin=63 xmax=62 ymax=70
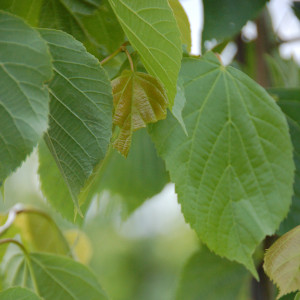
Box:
xmin=202 ymin=0 xmax=268 ymax=46
xmin=2 ymin=247 xmax=108 ymax=300
xmin=176 ymin=247 xmax=251 ymax=300
xmin=112 ymin=70 xmax=168 ymax=156
xmin=0 ymin=287 xmax=42 ymax=300
xmin=38 ymin=29 xmax=113 ymax=213
xmin=264 ymin=226 xmax=300 ymax=299
xmin=0 ymin=12 xmax=52 ymax=185
xmin=149 ymin=53 xmax=294 ymax=275
xmin=39 ymin=0 xmax=124 ymax=57
xmin=13 ymin=209 xmax=71 ymax=255
xmin=0 ymin=0 xmax=43 ymax=26
xmin=108 ymin=0 xmax=182 ymax=106
xmin=86 ymin=129 xmax=169 ymax=214
xmin=268 ymin=88 xmax=300 ymax=235
xmin=168 ymin=0 xmax=191 ymax=52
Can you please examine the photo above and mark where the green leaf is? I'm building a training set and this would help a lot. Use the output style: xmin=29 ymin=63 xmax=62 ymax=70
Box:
xmin=168 ymin=0 xmax=191 ymax=52
xmin=39 ymin=0 xmax=124 ymax=57
xmin=202 ymin=0 xmax=268 ymax=46
xmin=0 ymin=287 xmax=42 ymax=300
xmin=0 ymin=12 xmax=52 ymax=185
xmin=172 ymin=77 xmax=188 ymax=135
xmin=2 ymin=247 xmax=108 ymax=299
xmin=295 ymin=293 xmax=300 ymax=300
xmin=38 ymin=141 xmax=76 ymax=221
xmin=108 ymin=0 xmax=182 ymax=106
xmin=85 ymin=129 xmax=169 ymax=215
xmin=264 ymin=226 xmax=300 ymax=299
xmin=112 ymin=70 xmax=168 ymax=156
xmin=267 ymin=88 xmax=300 ymax=235
xmin=13 ymin=209 xmax=71 ymax=255
xmin=0 ymin=0 xmax=43 ymax=26
xmin=176 ymin=247 xmax=251 ymax=300
xmin=38 ymin=29 xmax=113 ymax=213
xmin=265 ymin=53 xmax=300 ymax=88
xmin=149 ymin=53 xmax=294 ymax=275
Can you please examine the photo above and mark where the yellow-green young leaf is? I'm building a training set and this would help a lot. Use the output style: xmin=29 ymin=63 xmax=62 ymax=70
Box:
xmin=112 ymin=70 xmax=168 ymax=156
xmin=295 ymin=293 xmax=300 ymax=300
xmin=0 ymin=287 xmax=42 ymax=300
xmin=176 ymin=247 xmax=251 ymax=300
xmin=149 ymin=53 xmax=294 ymax=276
xmin=38 ymin=29 xmax=113 ymax=213
xmin=13 ymin=209 xmax=71 ymax=255
xmin=64 ymin=229 xmax=93 ymax=264
xmin=264 ymin=226 xmax=300 ymax=299
xmin=168 ymin=0 xmax=191 ymax=52
xmin=0 ymin=12 xmax=52 ymax=185
xmin=108 ymin=0 xmax=182 ymax=106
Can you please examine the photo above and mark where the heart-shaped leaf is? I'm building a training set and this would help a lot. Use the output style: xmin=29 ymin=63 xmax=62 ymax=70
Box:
xmin=264 ymin=226 xmax=300 ymax=299
xmin=150 ymin=53 xmax=294 ymax=276
xmin=112 ymin=70 xmax=168 ymax=156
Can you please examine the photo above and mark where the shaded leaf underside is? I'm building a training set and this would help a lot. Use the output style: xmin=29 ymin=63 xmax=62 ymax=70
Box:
xmin=38 ymin=29 xmax=113 ymax=212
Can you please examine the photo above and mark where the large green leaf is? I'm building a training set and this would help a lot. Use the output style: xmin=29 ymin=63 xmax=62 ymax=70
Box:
xmin=295 ymin=293 xmax=300 ymax=300
xmin=39 ymin=0 xmax=124 ymax=57
xmin=2 ymin=248 xmax=108 ymax=299
xmin=202 ymin=0 xmax=268 ymax=46
xmin=108 ymin=0 xmax=182 ymax=106
xmin=268 ymin=88 xmax=300 ymax=235
xmin=112 ymin=70 xmax=168 ymax=156
xmin=176 ymin=247 xmax=251 ymax=300
xmin=0 ymin=12 xmax=52 ymax=185
xmin=0 ymin=0 xmax=43 ymax=26
xmin=38 ymin=29 xmax=113 ymax=213
xmin=149 ymin=53 xmax=294 ymax=275
xmin=86 ymin=129 xmax=169 ymax=215
xmin=264 ymin=226 xmax=300 ymax=299
xmin=0 ymin=287 xmax=42 ymax=300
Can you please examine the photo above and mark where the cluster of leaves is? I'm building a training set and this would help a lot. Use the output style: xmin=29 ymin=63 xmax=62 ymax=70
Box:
xmin=0 ymin=0 xmax=299 ymax=299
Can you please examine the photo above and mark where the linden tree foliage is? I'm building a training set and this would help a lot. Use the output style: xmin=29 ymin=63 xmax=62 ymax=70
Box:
xmin=0 ymin=0 xmax=299 ymax=299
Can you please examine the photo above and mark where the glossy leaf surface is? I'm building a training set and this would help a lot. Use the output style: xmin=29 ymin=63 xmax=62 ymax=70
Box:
xmin=0 ymin=12 xmax=52 ymax=185
xmin=109 ymin=0 xmax=182 ymax=105
xmin=112 ymin=70 xmax=168 ymax=156
xmin=150 ymin=53 xmax=294 ymax=275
